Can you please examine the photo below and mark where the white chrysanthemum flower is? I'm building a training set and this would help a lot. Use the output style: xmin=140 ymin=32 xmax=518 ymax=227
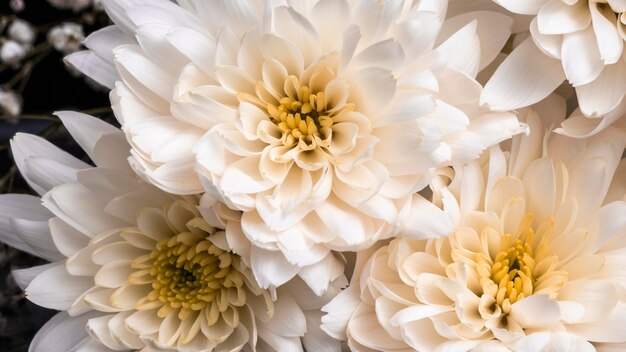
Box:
xmin=0 ymin=112 xmax=343 ymax=352
xmin=469 ymin=0 xmax=626 ymax=137
xmin=324 ymin=95 xmax=626 ymax=351
xmin=67 ymin=0 xmax=523 ymax=293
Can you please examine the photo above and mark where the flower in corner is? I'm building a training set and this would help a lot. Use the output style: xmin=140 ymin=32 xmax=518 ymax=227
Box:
xmin=323 ymin=94 xmax=626 ymax=351
xmin=474 ymin=0 xmax=626 ymax=137
xmin=0 ymin=112 xmax=343 ymax=352
xmin=66 ymin=0 xmax=525 ymax=294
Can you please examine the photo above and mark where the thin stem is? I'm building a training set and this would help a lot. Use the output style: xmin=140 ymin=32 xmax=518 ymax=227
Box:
xmin=0 ymin=165 xmax=17 ymax=193
xmin=0 ymin=114 xmax=57 ymax=121
xmin=3 ymin=43 xmax=53 ymax=89
xmin=0 ymin=106 xmax=112 ymax=122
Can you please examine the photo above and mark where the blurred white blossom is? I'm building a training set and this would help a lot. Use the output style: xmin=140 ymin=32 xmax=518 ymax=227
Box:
xmin=8 ymin=19 xmax=35 ymax=46
xmin=9 ymin=0 xmax=24 ymax=12
xmin=47 ymin=22 xmax=83 ymax=54
xmin=46 ymin=0 xmax=92 ymax=12
xmin=0 ymin=89 xmax=22 ymax=118
xmin=0 ymin=40 xmax=28 ymax=66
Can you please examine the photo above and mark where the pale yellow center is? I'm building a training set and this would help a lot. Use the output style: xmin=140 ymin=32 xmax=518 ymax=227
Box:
xmin=476 ymin=213 xmax=567 ymax=314
xmin=268 ymin=85 xmax=332 ymax=142
xmin=261 ymin=73 xmax=354 ymax=147
xmin=132 ymin=232 xmax=244 ymax=322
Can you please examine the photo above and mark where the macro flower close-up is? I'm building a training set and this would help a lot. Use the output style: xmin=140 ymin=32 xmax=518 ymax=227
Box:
xmin=0 ymin=0 xmax=624 ymax=351
xmin=324 ymin=96 xmax=626 ymax=351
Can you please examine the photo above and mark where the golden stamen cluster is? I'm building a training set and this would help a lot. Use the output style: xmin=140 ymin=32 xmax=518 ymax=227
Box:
xmin=132 ymin=231 xmax=246 ymax=323
xmin=476 ymin=213 xmax=567 ymax=314
xmin=268 ymin=88 xmax=332 ymax=143
xmin=261 ymin=72 xmax=354 ymax=147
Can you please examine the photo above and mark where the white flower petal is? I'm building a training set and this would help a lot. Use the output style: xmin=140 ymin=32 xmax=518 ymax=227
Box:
xmin=250 ymin=246 xmax=299 ymax=288
xmin=297 ymin=254 xmax=344 ymax=296
xmin=30 ymin=312 xmax=101 ymax=352
xmin=481 ymin=37 xmax=565 ymax=111
xmin=26 ymin=264 xmax=92 ymax=310
xmin=302 ymin=309 xmax=341 ymax=352
xmin=114 ymin=45 xmax=173 ymax=111
xmin=567 ymin=302 xmax=626 ymax=343
xmin=65 ymin=51 xmax=118 ymax=89
xmin=437 ymin=11 xmax=513 ymax=71
xmin=559 ymin=280 xmax=617 ymax=323
xmin=574 ymin=61 xmax=626 ymax=117
xmin=11 ymin=133 xmax=88 ymax=195
xmin=0 ymin=194 xmax=54 ymax=259
xmin=493 ymin=0 xmax=545 ymax=15
xmin=347 ymin=67 xmax=396 ymax=116
xmin=561 ymin=27 xmax=604 ymax=87
xmin=510 ymin=295 xmax=561 ymax=329
xmin=264 ymin=291 xmax=307 ymax=337
xmin=12 ymin=262 xmax=59 ymax=291
xmin=55 ymin=111 xmax=121 ymax=165
xmin=536 ymin=0 xmax=591 ymax=35
xmin=590 ymin=2 xmax=623 ymax=64
xmin=402 ymin=194 xmax=455 ymax=239
xmin=530 ymin=17 xmax=562 ymax=59
xmin=436 ymin=20 xmax=481 ymax=77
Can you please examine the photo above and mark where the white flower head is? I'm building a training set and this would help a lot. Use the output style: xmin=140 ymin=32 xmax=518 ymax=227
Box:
xmin=47 ymin=0 xmax=92 ymax=12
xmin=0 ymin=40 xmax=28 ymax=66
xmin=68 ymin=0 xmax=524 ymax=293
xmin=8 ymin=19 xmax=36 ymax=46
xmin=0 ymin=112 xmax=342 ymax=352
xmin=0 ymin=88 xmax=22 ymax=118
xmin=48 ymin=22 xmax=84 ymax=54
xmin=327 ymin=95 xmax=626 ymax=351
xmin=475 ymin=0 xmax=626 ymax=137
xmin=10 ymin=0 xmax=25 ymax=12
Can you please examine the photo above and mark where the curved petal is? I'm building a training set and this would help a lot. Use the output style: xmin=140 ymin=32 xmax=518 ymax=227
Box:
xmin=536 ymin=0 xmax=591 ymax=35
xmin=561 ymin=27 xmax=604 ymax=87
xmin=481 ymin=37 xmax=565 ymax=111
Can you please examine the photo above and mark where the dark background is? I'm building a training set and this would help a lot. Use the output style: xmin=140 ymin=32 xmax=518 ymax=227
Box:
xmin=0 ymin=2 xmax=111 ymax=350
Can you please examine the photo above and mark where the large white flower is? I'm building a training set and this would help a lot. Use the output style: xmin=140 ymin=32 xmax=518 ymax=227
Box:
xmin=67 ymin=0 xmax=523 ymax=292
xmin=0 ymin=112 xmax=343 ymax=352
xmin=323 ymin=95 xmax=626 ymax=351
xmin=472 ymin=0 xmax=626 ymax=137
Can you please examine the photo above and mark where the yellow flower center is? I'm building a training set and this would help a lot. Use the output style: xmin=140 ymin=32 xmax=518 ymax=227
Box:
xmin=132 ymin=231 xmax=244 ymax=322
xmin=476 ymin=213 xmax=567 ymax=314
xmin=268 ymin=85 xmax=332 ymax=143
xmin=255 ymin=69 xmax=355 ymax=148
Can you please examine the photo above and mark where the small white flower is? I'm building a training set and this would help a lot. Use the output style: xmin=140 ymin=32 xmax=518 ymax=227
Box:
xmin=0 ymin=89 xmax=22 ymax=118
xmin=8 ymin=19 xmax=35 ymax=46
xmin=326 ymin=95 xmax=626 ymax=351
xmin=0 ymin=112 xmax=343 ymax=352
xmin=0 ymin=40 xmax=28 ymax=66
xmin=47 ymin=22 xmax=83 ymax=54
xmin=46 ymin=0 xmax=92 ymax=12
xmin=10 ymin=0 xmax=25 ymax=12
